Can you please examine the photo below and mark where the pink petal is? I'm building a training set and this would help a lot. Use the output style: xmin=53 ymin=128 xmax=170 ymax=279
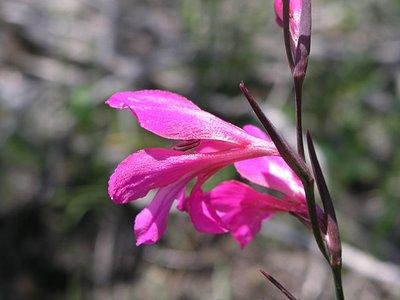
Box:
xmin=207 ymin=181 xmax=304 ymax=247
xmin=209 ymin=180 xmax=303 ymax=214
xmin=235 ymin=125 xmax=305 ymax=201
xmin=109 ymin=146 xmax=275 ymax=204
xmin=185 ymin=173 xmax=228 ymax=234
xmin=235 ymin=156 xmax=305 ymax=201
xmin=274 ymin=0 xmax=284 ymax=27
xmin=106 ymin=90 xmax=263 ymax=146
xmin=195 ymin=140 xmax=238 ymax=154
xmin=176 ymin=188 xmax=187 ymax=211
xmin=186 ymin=189 xmax=228 ymax=234
xmin=274 ymin=0 xmax=302 ymax=46
xmin=134 ymin=180 xmax=188 ymax=246
xmin=242 ymin=124 xmax=272 ymax=141
xmin=229 ymin=209 xmax=271 ymax=248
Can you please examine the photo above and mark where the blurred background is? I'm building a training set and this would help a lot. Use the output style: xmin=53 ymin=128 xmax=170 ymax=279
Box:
xmin=0 ymin=0 xmax=399 ymax=299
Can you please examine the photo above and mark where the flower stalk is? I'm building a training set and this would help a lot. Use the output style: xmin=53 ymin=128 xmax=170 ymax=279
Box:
xmin=240 ymin=82 xmax=328 ymax=261
xmin=253 ymin=0 xmax=345 ymax=297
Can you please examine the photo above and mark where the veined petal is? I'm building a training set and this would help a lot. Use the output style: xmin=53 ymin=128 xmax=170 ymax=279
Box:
xmin=235 ymin=125 xmax=305 ymax=201
xmin=207 ymin=180 xmax=304 ymax=247
xmin=106 ymin=90 xmax=265 ymax=146
xmin=108 ymin=146 xmax=275 ymax=204
xmin=134 ymin=179 xmax=188 ymax=246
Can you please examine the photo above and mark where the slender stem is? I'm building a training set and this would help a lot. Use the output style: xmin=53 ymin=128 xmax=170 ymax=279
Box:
xmin=282 ymin=0 xmax=294 ymax=72
xmin=240 ymin=82 xmax=329 ymax=262
xmin=294 ymin=78 xmax=305 ymax=160
xmin=260 ymin=270 xmax=298 ymax=300
xmin=332 ymin=266 xmax=345 ymax=300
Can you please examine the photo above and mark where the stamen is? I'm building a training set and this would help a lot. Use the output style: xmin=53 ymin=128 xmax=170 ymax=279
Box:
xmin=173 ymin=139 xmax=201 ymax=151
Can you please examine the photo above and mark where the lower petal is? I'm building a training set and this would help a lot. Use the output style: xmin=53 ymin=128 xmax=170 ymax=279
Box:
xmin=186 ymin=189 xmax=228 ymax=234
xmin=228 ymin=208 xmax=272 ymax=248
xmin=186 ymin=172 xmax=228 ymax=234
xmin=207 ymin=181 xmax=304 ymax=247
xmin=134 ymin=179 xmax=188 ymax=246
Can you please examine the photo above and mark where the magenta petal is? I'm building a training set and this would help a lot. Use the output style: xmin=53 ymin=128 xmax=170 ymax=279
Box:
xmin=187 ymin=191 xmax=228 ymax=234
xmin=209 ymin=180 xmax=302 ymax=214
xmin=134 ymin=180 xmax=187 ymax=246
xmin=235 ymin=156 xmax=305 ymax=201
xmin=242 ymin=124 xmax=272 ymax=142
xmin=186 ymin=175 xmax=228 ymax=234
xmin=106 ymin=90 xmax=259 ymax=145
xmin=176 ymin=188 xmax=186 ymax=211
xmin=184 ymin=169 xmax=227 ymax=234
xmin=207 ymin=181 xmax=303 ymax=247
xmin=235 ymin=125 xmax=305 ymax=201
xmin=109 ymin=146 xmax=276 ymax=204
xmin=107 ymin=89 xmax=201 ymax=110
xmin=108 ymin=148 xmax=194 ymax=204
xmin=274 ymin=0 xmax=302 ymax=46
xmin=207 ymin=181 xmax=274 ymax=248
xmin=229 ymin=209 xmax=270 ymax=248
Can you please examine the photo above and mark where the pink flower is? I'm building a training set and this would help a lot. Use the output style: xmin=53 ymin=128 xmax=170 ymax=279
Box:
xmin=274 ymin=0 xmax=303 ymax=47
xmin=106 ymin=90 xmax=282 ymax=246
xmin=187 ymin=124 xmax=308 ymax=247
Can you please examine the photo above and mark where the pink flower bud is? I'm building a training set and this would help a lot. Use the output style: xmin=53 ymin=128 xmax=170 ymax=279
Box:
xmin=274 ymin=0 xmax=303 ymax=47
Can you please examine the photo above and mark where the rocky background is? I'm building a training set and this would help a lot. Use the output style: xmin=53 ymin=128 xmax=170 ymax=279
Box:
xmin=0 ymin=0 xmax=400 ymax=299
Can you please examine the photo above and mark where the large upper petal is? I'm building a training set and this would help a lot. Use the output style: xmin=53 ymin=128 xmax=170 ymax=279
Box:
xmin=234 ymin=125 xmax=305 ymax=201
xmin=106 ymin=90 xmax=266 ymax=146
xmin=108 ymin=146 xmax=275 ymax=204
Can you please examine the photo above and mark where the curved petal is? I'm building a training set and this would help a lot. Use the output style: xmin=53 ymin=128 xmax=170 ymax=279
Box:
xmin=187 ymin=189 xmax=228 ymax=234
xmin=185 ymin=172 xmax=228 ymax=234
xmin=134 ymin=179 xmax=188 ymax=246
xmin=235 ymin=156 xmax=305 ymax=201
xmin=209 ymin=180 xmax=303 ymax=214
xmin=235 ymin=125 xmax=305 ymax=201
xmin=207 ymin=181 xmax=304 ymax=247
xmin=242 ymin=124 xmax=272 ymax=142
xmin=106 ymin=90 xmax=263 ymax=146
xmin=108 ymin=146 xmax=274 ymax=204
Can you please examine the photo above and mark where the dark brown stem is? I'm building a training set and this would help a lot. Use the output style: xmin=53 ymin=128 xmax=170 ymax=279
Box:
xmin=260 ymin=270 xmax=298 ymax=300
xmin=306 ymin=131 xmax=342 ymax=265
xmin=240 ymin=82 xmax=329 ymax=262
xmin=307 ymin=131 xmax=344 ymax=299
xmin=294 ymin=78 xmax=305 ymax=160
xmin=303 ymin=180 xmax=329 ymax=262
